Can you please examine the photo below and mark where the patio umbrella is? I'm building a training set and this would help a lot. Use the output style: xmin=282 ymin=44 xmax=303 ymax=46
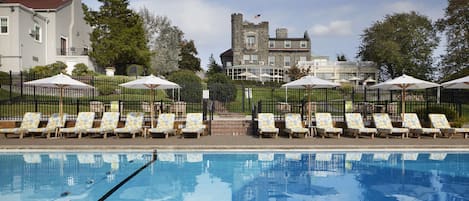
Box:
xmin=24 ymin=73 xmax=94 ymax=125
xmin=282 ymin=75 xmax=340 ymax=127
xmin=441 ymin=75 xmax=469 ymax=89
xmin=119 ymin=74 xmax=180 ymax=128
xmin=369 ymin=74 xmax=440 ymax=116
xmin=349 ymin=76 xmax=362 ymax=85
xmin=238 ymin=71 xmax=258 ymax=80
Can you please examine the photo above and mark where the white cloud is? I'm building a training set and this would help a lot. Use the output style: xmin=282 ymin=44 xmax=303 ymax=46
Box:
xmin=386 ymin=1 xmax=418 ymax=13
xmin=310 ymin=20 xmax=352 ymax=36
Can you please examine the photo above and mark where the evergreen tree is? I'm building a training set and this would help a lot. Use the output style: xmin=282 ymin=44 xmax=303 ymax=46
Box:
xmin=357 ymin=12 xmax=439 ymax=80
xmin=178 ymin=40 xmax=201 ymax=72
xmin=206 ymin=54 xmax=223 ymax=77
xmin=436 ymin=0 xmax=469 ymax=79
xmin=83 ymin=0 xmax=150 ymax=75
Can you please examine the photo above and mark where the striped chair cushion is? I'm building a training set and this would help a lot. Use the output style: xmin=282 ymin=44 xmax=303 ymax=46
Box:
xmin=373 ymin=113 xmax=393 ymax=129
xmin=429 ymin=114 xmax=451 ymax=129
xmin=345 ymin=113 xmax=365 ymax=129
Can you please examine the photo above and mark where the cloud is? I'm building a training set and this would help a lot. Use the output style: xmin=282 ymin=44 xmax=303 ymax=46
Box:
xmin=310 ymin=20 xmax=352 ymax=36
xmin=386 ymin=1 xmax=418 ymax=13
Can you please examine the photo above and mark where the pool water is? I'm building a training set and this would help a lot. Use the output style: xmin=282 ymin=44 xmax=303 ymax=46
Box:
xmin=0 ymin=151 xmax=468 ymax=201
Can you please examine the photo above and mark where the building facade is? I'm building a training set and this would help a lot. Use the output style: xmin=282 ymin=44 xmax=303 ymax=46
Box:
xmin=0 ymin=0 xmax=94 ymax=73
xmin=221 ymin=13 xmax=311 ymax=82
xmin=220 ymin=13 xmax=378 ymax=84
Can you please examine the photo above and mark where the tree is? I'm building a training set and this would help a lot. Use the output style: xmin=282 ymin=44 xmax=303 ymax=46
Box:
xmin=139 ymin=7 xmax=182 ymax=75
xmin=357 ymin=12 xmax=439 ymax=80
xmin=287 ymin=65 xmax=310 ymax=80
xmin=206 ymin=54 xmax=223 ymax=77
xmin=167 ymin=70 xmax=202 ymax=103
xmin=207 ymin=73 xmax=237 ymax=102
xmin=436 ymin=0 xmax=469 ymax=79
xmin=178 ymin=40 xmax=201 ymax=72
xmin=83 ymin=0 xmax=150 ymax=75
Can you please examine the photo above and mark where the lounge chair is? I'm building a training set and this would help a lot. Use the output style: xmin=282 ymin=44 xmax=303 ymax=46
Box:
xmin=429 ymin=114 xmax=469 ymax=139
xmin=181 ymin=113 xmax=205 ymax=138
xmin=0 ymin=112 xmax=41 ymax=139
xmin=85 ymin=112 xmax=120 ymax=138
xmin=284 ymin=113 xmax=309 ymax=138
xmin=315 ymin=113 xmax=342 ymax=138
xmin=59 ymin=112 xmax=95 ymax=138
xmin=28 ymin=113 xmax=67 ymax=138
xmin=345 ymin=113 xmax=377 ymax=139
xmin=403 ymin=113 xmax=440 ymax=139
xmin=257 ymin=113 xmax=279 ymax=138
xmin=372 ymin=113 xmax=408 ymax=138
xmin=148 ymin=113 xmax=176 ymax=138
xmin=114 ymin=112 xmax=144 ymax=138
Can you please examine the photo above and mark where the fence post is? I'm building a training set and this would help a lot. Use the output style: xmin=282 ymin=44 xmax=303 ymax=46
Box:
xmin=301 ymin=100 xmax=305 ymax=121
xmin=9 ymin=70 xmax=12 ymax=101
xmin=242 ymin=84 xmax=245 ymax=112
xmin=35 ymin=99 xmax=38 ymax=112
xmin=390 ymin=90 xmax=393 ymax=102
xmin=257 ymin=100 xmax=262 ymax=113
xmin=76 ymin=99 xmax=80 ymax=114
xmin=203 ymin=99 xmax=207 ymax=121
xmin=20 ymin=71 xmax=23 ymax=97
xmin=377 ymin=89 xmax=380 ymax=102
xmin=352 ymin=87 xmax=355 ymax=103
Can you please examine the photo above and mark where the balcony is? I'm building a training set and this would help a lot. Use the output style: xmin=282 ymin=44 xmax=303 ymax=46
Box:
xmin=57 ymin=47 xmax=89 ymax=56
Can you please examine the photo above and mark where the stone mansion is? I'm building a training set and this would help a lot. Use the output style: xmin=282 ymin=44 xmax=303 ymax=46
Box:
xmin=220 ymin=13 xmax=378 ymax=84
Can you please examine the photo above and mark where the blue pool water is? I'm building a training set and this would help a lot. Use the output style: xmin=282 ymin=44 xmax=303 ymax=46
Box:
xmin=0 ymin=151 xmax=468 ymax=201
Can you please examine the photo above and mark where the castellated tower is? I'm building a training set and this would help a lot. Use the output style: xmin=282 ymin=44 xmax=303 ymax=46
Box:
xmin=231 ymin=13 xmax=269 ymax=66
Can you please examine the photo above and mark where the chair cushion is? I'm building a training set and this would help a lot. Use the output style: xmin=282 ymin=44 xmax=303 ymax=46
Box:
xmin=345 ymin=113 xmax=365 ymax=129
xmin=149 ymin=127 xmax=174 ymax=134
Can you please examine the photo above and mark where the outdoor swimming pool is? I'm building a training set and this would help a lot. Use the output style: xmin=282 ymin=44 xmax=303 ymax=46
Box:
xmin=0 ymin=151 xmax=468 ymax=201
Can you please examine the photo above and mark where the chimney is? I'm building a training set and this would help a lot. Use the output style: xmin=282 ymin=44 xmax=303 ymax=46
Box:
xmin=276 ymin=28 xmax=288 ymax=38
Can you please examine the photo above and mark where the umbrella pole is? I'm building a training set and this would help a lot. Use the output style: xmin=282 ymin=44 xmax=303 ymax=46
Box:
xmin=60 ymin=87 xmax=63 ymax=125
xmin=308 ymin=87 xmax=311 ymax=128
xmin=150 ymin=88 xmax=154 ymax=128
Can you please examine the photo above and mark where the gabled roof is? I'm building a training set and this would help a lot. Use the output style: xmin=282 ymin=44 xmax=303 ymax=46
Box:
xmin=220 ymin=48 xmax=233 ymax=58
xmin=3 ymin=0 xmax=72 ymax=10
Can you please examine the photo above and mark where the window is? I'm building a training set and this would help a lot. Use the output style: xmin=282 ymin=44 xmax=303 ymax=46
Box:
xmin=251 ymin=55 xmax=258 ymax=61
xmin=0 ymin=17 xmax=8 ymax=34
xmin=268 ymin=56 xmax=275 ymax=66
xmin=300 ymin=41 xmax=307 ymax=48
xmin=284 ymin=56 xmax=290 ymax=66
xmin=299 ymin=56 xmax=307 ymax=61
xmin=269 ymin=41 xmax=275 ymax=48
xmin=246 ymin=35 xmax=256 ymax=48
xmin=243 ymin=55 xmax=250 ymax=61
xmin=284 ymin=41 xmax=291 ymax=48
xmin=33 ymin=24 xmax=41 ymax=42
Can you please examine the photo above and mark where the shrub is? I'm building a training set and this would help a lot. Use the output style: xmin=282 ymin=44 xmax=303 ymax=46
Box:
xmin=72 ymin=63 xmax=95 ymax=76
xmin=167 ymin=70 xmax=202 ymax=103
xmin=207 ymin=73 xmax=237 ymax=102
xmin=49 ymin=61 xmax=67 ymax=75
xmin=414 ymin=105 xmax=458 ymax=123
xmin=0 ymin=71 xmax=9 ymax=85
xmin=97 ymin=85 xmax=115 ymax=95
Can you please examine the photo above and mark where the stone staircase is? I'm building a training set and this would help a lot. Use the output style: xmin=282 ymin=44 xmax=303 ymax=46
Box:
xmin=210 ymin=119 xmax=253 ymax=136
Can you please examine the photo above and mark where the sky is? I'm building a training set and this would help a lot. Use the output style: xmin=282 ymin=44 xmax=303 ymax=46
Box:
xmin=82 ymin=0 xmax=448 ymax=70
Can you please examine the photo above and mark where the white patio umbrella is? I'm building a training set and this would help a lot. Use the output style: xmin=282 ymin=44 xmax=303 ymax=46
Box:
xmin=119 ymin=74 xmax=180 ymax=128
xmin=24 ymin=73 xmax=94 ymax=124
xmin=282 ymin=75 xmax=340 ymax=127
xmin=441 ymin=75 xmax=469 ymax=89
xmin=238 ymin=71 xmax=258 ymax=80
xmin=369 ymin=74 xmax=440 ymax=116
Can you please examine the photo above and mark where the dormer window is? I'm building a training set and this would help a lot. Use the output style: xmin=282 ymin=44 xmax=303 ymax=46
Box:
xmin=300 ymin=41 xmax=307 ymax=48
xmin=269 ymin=41 xmax=275 ymax=48
xmin=284 ymin=40 xmax=291 ymax=48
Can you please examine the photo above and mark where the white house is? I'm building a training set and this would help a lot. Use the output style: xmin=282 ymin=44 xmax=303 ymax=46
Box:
xmin=0 ymin=0 xmax=94 ymax=73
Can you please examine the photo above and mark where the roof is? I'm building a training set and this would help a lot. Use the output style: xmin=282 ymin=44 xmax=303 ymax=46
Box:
xmin=2 ymin=0 xmax=72 ymax=10
xmin=220 ymin=48 xmax=233 ymax=58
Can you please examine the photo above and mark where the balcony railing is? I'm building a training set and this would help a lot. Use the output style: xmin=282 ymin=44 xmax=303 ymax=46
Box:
xmin=57 ymin=48 xmax=89 ymax=56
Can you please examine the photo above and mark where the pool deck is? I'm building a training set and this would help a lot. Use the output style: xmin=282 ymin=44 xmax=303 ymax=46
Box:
xmin=1 ymin=135 xmax=469 ymax=151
